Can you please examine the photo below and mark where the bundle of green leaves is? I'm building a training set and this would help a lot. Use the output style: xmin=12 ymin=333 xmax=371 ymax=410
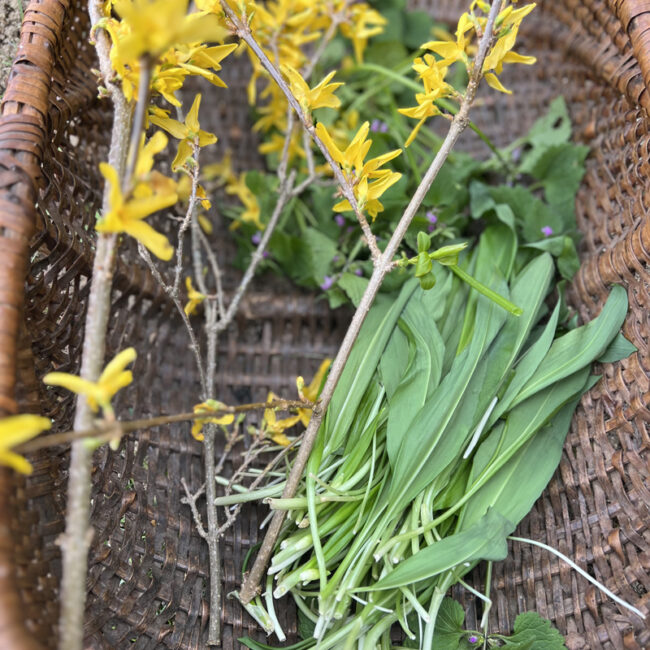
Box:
xmin=234 ymin=222 xmax=632 ymax=647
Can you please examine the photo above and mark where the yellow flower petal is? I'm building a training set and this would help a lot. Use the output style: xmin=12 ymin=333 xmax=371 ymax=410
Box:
xmin=123 ymin=219 xmax=174 ymax=260
xmin=0 ymin=450 xmax=34 ymax=475
xmin=483 ymin=71 xmax=511 ymax=94
xmin=0 ymin=414 xmax=51 ymax=447
xmin=99 ymin=162 xmax=123 ymax=212
xmin=186 ymin=94 xmax=202 ymax=134
xmin=303 ymin=359 xmax=331 ymax=402
xmin=99 ymin=347 xmax=137 ymax=386
xmin=271 ymin=432 xmax=292 ymax=446
xmin=149 ymin=114 xmax=189 ymax=140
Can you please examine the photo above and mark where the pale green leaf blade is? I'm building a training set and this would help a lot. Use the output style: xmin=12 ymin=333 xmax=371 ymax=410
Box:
xmin=511 ymin=285 xmax=628 ymax=407
xmin=363 ymin=510 xmax=513 ymax=591
xmin=596 ymin=331 xmax=637 ymax=363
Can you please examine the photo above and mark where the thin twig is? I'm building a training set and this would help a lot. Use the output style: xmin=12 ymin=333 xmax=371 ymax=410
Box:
xmin=202 ymin=423 xmax=222 ymax=645
xmin=220 ymin=1 xmax=382 ymax=262
xmin=197 ymin=228 xmax=226 ymax=322
xmin=237 ymin=0 xmax=505 ymax=604
xmin=216 ymin=438 xmax=297 ymax=538
xmin=17 ymin=399 xmax=309 ymax=453
xmin=215 ymin=168 xmax=296 ymax=333
xmin=124 ymin=59 xmax=151 ymax=187
xmin=172 ymin=142 xmax=201 ymax=297
xmin=138 ymin=243 xmax=208 ymax=394
xmin=181 ymin=478 xmax=208 ymax=539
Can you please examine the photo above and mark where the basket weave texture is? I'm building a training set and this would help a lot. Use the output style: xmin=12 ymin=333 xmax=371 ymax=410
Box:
xmin=0 ymin=0 xmax=648 ymax=648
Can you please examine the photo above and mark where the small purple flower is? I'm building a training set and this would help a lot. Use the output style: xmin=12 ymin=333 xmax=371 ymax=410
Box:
xmin=541 ymin=225 xmax=554 ymax=237
xmin=427 ymin=224 xmax=436 ymax=233
xmin=347 ymin=225 xmax=355 ymax=233
xmin=370 ymin=119 xmax=389 ymax=133
xmin=335 ymin=215 xmax=346 ymax=227
xmin=468 ymin=635 xmax=479 ymax=644
xmin=320 ymin=276 xmax=334 ymax=291
xmin=354 ymin=268 xmax=363 ymax=276
xmin=251 ymin=231 xmax=262 ymax=245
xmin=262 ymin=250 xmax=270 ymax=258
xmin=426 ymin=210 xmax=438 ymax=225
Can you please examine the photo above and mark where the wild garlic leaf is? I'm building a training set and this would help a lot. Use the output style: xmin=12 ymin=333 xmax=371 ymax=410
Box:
xmin=511 ymin=284 xmax=628 ymax=408
xmin=364 ymin=509 xmax=513 ymax=591
xmin=597 ymin=331 xmax=637 ymax=363
xmin=459 ymin=395 xmax=581 ymax=531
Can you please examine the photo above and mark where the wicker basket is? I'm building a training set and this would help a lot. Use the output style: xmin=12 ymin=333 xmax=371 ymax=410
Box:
xmin=0 ymin=0 xmax=648 ymax=648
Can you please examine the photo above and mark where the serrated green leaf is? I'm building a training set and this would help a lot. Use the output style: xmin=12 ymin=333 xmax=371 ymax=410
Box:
xmin=507 ymin=611 xmax=567 ymax=649
xmin=431 ymin=598 xmax=466 ymax=650
xmin=404 ymin=10 xmax=435 ymax=49
xmin=303 ymin=228 xmax=338 ymax=286
xmin=528 ymin=143 xmax=588 ymax=223
xmin=338 ymin=272 xmax=369 ymax=307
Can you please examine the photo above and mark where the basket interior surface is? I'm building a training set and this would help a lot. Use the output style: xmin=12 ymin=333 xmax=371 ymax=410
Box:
xmin=0 ymin=0 xmax=648 ymax=649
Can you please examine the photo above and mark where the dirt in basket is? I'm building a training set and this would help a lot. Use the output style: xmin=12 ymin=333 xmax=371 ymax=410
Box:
xmin=0 ymin=0 xmax=23 ymax=99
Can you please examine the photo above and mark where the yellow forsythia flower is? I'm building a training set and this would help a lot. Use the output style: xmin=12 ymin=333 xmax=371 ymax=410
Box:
xmin=295 ymin=359 xmax=331 ymax=427
xmin=226 ymin=173 xmax=264 ymax=230
xmin=112 ymin=0 xmax=228 ymax=63
xmin=191 ymin=401 xmax=234 ymax=441
xmin=197 ymin=214 xmax=213 ymax=234
xmin=263 ymin=391 xmax=301 ymax=446
xmin=43 ymin=348 xmax=137 ymax=415
xmin=316 ymin=121 xmax=401 ymax=218
xmin=0 ymin=414 xmax=51 ymax=474
xmin=262 ymin=359 xmax=332 ymax=444
xmin=184 ymin=277 xmax=206 ymax=316
xmin=149 ymin=94 xmax=217 ymax=171
xmin=340 ymin=3 xmax=387 ymax=63
xmin=482 ymin=3 xmax=537 ymax=94
xmin=281 ymin=65 xmax=343 ymax=114
xmin=97 ymin=162 xmax=177 ymax=260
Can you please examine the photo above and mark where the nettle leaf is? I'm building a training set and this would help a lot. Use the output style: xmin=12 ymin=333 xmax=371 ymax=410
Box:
xmin=504 ymin=612 xmax=567 ymax=649
xmin=269 ymin=231 xmax=313 ymax=285
xmin=432 ymin=598 xmax=465 ymax=649
xmin=303 ymin=228 xmax=338 ymax=286
xmin=528 ymin=143 xmax=589 ymax=223
xmin=518 ymin=97 xmax=572 ymax=172
xmin=488 ymin=186 xmax=562 ymax=244
xmin=338 ymin=272 xmax=369 ymax=307
xmin=297 ymin=606 xmax=316 ymax=641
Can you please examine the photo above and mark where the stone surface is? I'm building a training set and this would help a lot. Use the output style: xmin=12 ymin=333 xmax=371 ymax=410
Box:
xmin=0 ymin=0 xmax=22 ymax=99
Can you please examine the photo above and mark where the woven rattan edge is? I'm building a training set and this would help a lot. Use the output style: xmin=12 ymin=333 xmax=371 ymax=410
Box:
xmin=0 ymin=1 xmax=72 ymax=649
